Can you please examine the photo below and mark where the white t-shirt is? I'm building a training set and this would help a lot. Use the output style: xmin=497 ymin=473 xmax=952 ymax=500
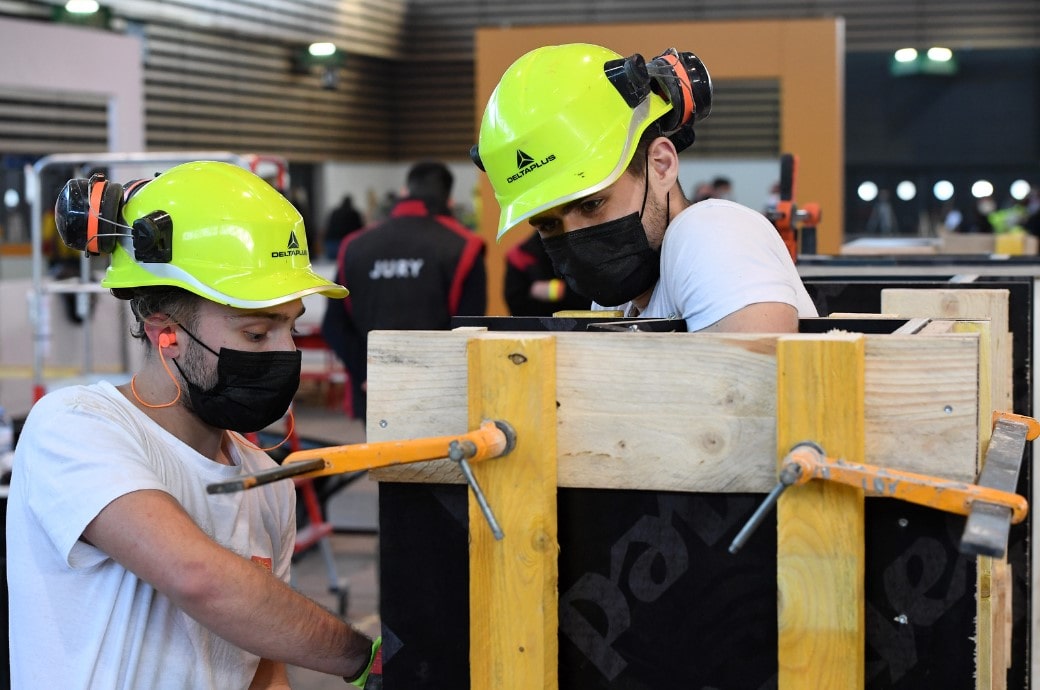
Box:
xmin=598 ymin=198 xmax=818 ymax=330
xmin=6 ymin=381 xmax=296 ymax=690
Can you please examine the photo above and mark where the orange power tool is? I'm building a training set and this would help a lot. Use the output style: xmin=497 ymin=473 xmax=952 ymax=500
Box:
xmin=765 ymin=153 xmax=822 ymax=262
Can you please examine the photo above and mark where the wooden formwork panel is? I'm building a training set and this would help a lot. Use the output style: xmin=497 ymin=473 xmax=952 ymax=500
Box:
xmin=367 ymin=329 xmax=979 ymax=491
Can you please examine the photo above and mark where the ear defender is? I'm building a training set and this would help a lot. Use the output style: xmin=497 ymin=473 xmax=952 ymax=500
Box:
xmin=54 ymin=174 xmax=173 ymax=262
xmin=54 ymin=174 xmax=125 ymax=256
xmin=646 ymin=49 xmax=713 ymax=132
xmin=158 ymin=331 xmax=176 ymax=349
xmin=604 ymin=48 xmax=714 ymax=153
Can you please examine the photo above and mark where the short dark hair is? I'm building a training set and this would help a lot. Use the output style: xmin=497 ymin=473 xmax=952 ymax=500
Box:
xmin=110 ymin=285 xmax=201 ymax=344
xmin=627 ymin=121 xmax=664 ymax=176
xmin=406 ymin=161 xmax=454 ymax=205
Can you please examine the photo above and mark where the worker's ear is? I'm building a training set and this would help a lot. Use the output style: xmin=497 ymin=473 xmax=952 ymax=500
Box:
xmin=647 ymin=137 xmax=680 ymax=190
xmin=142 ymin=317 xmax=180 ymax=355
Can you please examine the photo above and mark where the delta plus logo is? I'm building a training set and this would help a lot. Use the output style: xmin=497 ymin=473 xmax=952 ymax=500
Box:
xmin=271 ymin=229 xmax=307 ymax=258
xmin=506 ymin=148 xmax=556 ymax=184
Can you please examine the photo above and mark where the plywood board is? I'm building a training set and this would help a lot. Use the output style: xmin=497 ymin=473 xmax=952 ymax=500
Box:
xmin=367 ymin=330 xmax=979 ymax=491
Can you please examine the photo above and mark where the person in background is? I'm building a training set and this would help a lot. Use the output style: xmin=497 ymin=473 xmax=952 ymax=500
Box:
xmin=864 ymin=189 xmax=899 ymax=236
xmin=505 ymin=230 xmax=591 ymax=316
xmin=6 ymin=161 xmax=379 ymax=688
xmin=322 ymin=161 xmax=486 ymax=421
xmin=323 ymin=194 xmax=366 ymax=260
xmin=471 ymin=43 xmax=815 ymax=333
xmin=691 ymin=176 xmax=733 ymax=203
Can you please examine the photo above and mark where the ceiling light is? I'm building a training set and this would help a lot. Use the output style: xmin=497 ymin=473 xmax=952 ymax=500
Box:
xmin=933 ymin=180 xmax=954 ymax=202
xmin=896 ymin=181 xmax=916 ymax=201
xmin=971 ymin=180 xmax=994 ymax=199
xmin=308 ymin=42 xmax=336 ymax=57
xmin=65 ymin=0 xmax=99 ymax=13
xmin=1010 ymin=180 xmax=1031 ymax=201
xmin=926 ymin=47 xmax=953 ymax=63
xmin=857 ymin=181 xmax=879 ymax=202
xmin=893 ymin=48 xmax=918 ymax=63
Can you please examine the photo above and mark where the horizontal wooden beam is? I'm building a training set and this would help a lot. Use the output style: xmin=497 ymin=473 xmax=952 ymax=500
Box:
xmin=367 ymin=329 xmax=979 ymax=492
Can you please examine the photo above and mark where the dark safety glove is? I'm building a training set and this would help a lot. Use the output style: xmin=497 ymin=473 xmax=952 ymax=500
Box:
xmin=344 ymin=636 xmax=382 ymax=689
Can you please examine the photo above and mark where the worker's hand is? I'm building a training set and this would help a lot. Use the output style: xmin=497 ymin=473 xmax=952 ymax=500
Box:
xmin=344 ymin=636 xmax=381 ymax=688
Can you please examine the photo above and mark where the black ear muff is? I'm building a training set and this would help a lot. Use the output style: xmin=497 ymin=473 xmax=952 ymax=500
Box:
xmin=54 ymin=174 xmax=175 ymax=263
xmin=647 ymin=49 xmax=713 ymax=134
xmin=54 ymin=173 xmax=125 ymax=256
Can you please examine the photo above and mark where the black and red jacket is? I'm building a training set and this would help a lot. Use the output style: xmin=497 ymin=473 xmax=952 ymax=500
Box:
xmin=321 ymin=197 xmax=486 ymax=417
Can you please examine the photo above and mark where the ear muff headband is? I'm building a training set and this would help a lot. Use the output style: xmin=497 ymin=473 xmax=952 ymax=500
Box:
xmin=78 ymin=174 xmax=124 ymax=255
xmin=122 ymin=178 xmax=151 ymax=202
xmin=85 ymin=178 xmax=106 ymax=255
xmin=654 ymin=51 xmax=695 ymax=130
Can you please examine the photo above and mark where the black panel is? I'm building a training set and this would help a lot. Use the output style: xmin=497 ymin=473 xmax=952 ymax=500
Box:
xmin=804 ymin=276 xmax=1033 ymax=690
xmin=379 ymin=486 xmax=982 ymax=689
xmin=380 ymin=282 xmax=1033 ymax=687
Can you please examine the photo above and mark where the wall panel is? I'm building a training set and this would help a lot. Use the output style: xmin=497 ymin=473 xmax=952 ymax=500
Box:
xmin=1 ymin=0 xmax=1037 ymax=163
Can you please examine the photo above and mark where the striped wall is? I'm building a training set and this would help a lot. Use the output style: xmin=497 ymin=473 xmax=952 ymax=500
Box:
xmin=0 ymin=0 xmax=1038 ymax=161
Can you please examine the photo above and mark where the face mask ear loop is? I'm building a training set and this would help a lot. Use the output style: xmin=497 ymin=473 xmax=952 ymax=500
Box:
xmin=249 ymin=408 xmax=295 ymax=452
xmin=130 ymin=343 xmax=182 ymax=408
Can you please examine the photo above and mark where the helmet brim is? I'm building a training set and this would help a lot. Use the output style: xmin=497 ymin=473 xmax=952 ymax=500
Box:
xmin=102 ymin=246 xmax=348 ymax=308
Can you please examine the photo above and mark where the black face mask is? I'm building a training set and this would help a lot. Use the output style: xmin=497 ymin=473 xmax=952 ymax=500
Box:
xmin=541 ymin=212 xmax=661 ymax=307
xmin=172 ymin=327 xmax=301 ymax=433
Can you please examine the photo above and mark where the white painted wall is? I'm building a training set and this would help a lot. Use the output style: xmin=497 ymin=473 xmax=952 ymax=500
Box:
xmin=0 ymin=16 xmax=144 ymax=152
xmin=678 ymin=157 xmax=782 ymax=212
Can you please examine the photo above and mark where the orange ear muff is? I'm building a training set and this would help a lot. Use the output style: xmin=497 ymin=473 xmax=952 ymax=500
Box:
xmin=647 ymin=49 xmax=713 ymax=134
xmin=655 ymin=52 xmax=694 ymax=128
xmin=158 ymin=332 xmax=176 ymax=349
xmin=86 ymin=174 xmax=124 ymax=255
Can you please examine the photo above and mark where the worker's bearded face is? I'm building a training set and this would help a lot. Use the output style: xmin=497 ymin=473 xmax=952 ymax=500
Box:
xmin=172 ymin=326 xmax=302 ymax=433
xmin=541 ymin=172 xmax=666 ymax=308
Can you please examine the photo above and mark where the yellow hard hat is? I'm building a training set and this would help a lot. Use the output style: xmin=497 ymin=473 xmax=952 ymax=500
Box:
xmin=475 ymin=44 xmax=672 ymax=239
xmin=101 ymin=161 xmax=347 ymax=308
